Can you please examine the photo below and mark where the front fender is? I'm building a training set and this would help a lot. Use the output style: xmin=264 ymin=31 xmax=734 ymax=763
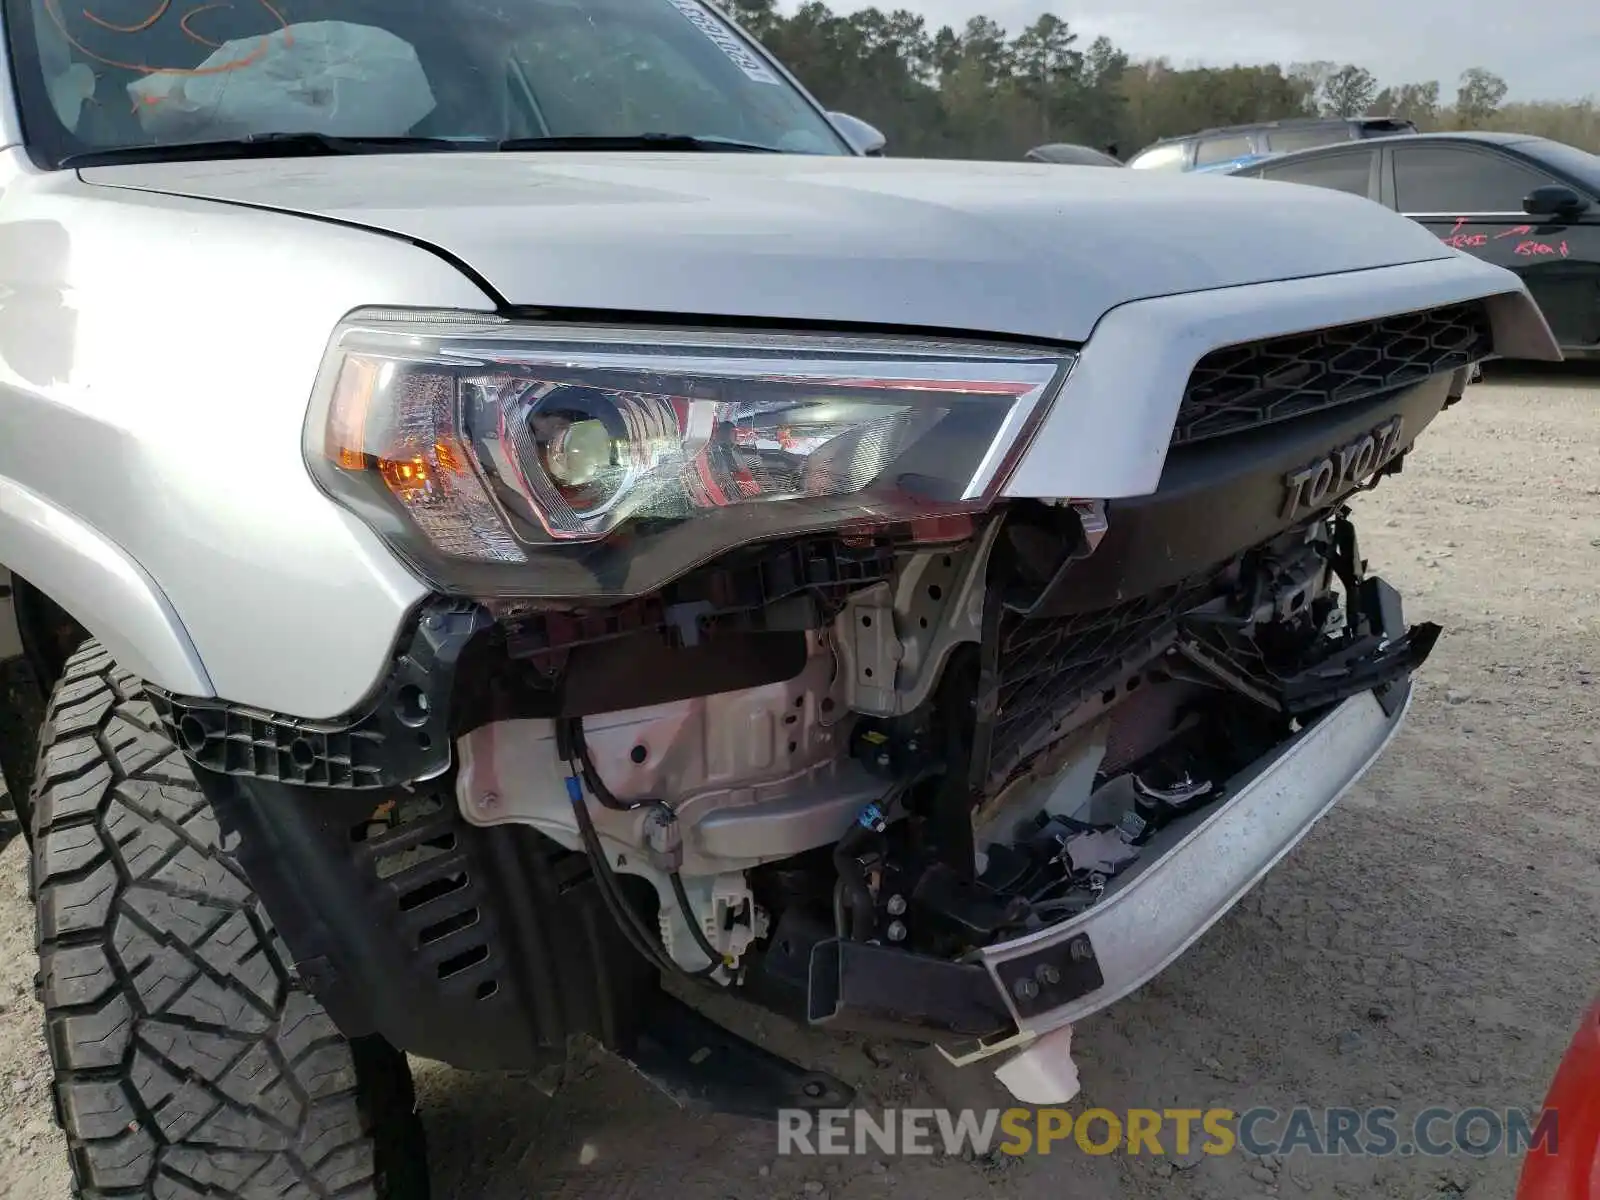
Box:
xmin=0 ymin=477 xmax=211 ymax=694
xmin=0 ymin=152 xmax=491 ymax=718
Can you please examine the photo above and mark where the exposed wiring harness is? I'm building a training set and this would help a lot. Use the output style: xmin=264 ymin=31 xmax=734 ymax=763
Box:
xmin=555 ymin=716 xmax=725 ymax=981
xmin=831 ymin=764 xmax=947 ymax=941
xmin=832 ymin=802 xmax=886 ymax=941
xmin=560 ymin=717 xmax=948 ymax=962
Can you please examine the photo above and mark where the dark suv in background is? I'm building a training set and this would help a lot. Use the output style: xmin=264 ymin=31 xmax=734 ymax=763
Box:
xmin=1230 ymin=131 xmax=1600 ymax=357
xmin=1128 ymin=116 xmax=1418 ymax=175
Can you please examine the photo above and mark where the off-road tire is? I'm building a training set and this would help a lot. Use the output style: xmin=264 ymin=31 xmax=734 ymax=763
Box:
xmin=30 ymin=641 xmax=430 ymax=1199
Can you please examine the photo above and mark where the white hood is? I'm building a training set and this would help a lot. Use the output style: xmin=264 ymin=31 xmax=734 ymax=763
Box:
xmin=82 ymin=152 xmax=1457 ymax=343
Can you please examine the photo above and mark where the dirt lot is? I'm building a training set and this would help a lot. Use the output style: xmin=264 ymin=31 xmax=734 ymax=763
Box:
xmin=0 ymin=366 xmax=1596 ymax=1200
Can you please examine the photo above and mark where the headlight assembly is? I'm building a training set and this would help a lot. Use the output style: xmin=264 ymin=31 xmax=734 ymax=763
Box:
xmin=306 ymin=309 xmax=1074 ymax=598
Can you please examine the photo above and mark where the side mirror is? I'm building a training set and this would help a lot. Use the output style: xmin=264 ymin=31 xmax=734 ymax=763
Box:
xmin=1523 ymin=184 xmax=1589 ymax=217
xmin=828 ymin=112 xmax=887 ymax=157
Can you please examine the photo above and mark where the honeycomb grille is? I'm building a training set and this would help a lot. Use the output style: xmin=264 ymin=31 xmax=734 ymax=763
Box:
xmin=1172 ymin=302 xmax=1492 ymax=446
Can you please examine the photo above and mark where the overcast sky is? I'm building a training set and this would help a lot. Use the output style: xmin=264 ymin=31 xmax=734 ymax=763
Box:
xmin=839 ymin=0 xmax=1600 ymax=102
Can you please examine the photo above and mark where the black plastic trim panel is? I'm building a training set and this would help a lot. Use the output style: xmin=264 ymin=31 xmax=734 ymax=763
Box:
xmin=207 ymin=772 xmax=655 ymax=1071
xmin=806 ymin=937 xmax=1016 ymax=1042
xmin=149 ymin=600 xmax=489 ymax=789
xmin=499 ymin=534 xmax=898 ymax=661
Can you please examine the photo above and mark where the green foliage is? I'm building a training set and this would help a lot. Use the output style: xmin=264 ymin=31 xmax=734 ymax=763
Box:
xmin=709 ymin=2 xmax=1600 ymax=158
xmin=1320 ymin=65 xmax=1379 ymax=118
xmin=1456 ymin=66 xmax=1511 ymax=127
xmin=1372 ymin=81 xmax=1442 ymax=126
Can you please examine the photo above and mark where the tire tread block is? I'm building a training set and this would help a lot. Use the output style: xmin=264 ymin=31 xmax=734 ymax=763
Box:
xmin=30 ymin=642 xmax=427 ymax=1199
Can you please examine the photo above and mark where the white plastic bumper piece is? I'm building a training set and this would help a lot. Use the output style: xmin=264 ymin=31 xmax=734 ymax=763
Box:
xmin=993 ymin=1022 xmax=1082 ymax=1105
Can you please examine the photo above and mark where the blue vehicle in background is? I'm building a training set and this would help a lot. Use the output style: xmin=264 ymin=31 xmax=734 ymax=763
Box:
xmin=1127 ymin=116 xmax=1417 ymax=175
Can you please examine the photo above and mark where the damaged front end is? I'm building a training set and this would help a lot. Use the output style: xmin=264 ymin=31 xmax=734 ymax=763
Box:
xmin=800 ymin=506 xmax=1432 ymax=1055
xmin=451 ymin=503 xmax=1429 ymax=1045
xmin=156 ymin=302 xmax=1481 ymax=1108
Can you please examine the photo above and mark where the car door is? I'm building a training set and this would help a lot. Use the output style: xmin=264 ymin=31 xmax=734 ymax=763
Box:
xmin=1255 ymin=147 xmax=1380 ymax=200
xmin=1388 ymin=143 xmax=1600 ymax=351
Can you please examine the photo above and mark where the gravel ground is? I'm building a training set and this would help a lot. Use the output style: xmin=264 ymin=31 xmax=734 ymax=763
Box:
xmin=0 ymin=365 xmax=1596 ymax=1200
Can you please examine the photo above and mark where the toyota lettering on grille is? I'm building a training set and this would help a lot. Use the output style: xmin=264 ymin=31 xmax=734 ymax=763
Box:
xmin=1281 ymin=416 xmax=1405 ymax=521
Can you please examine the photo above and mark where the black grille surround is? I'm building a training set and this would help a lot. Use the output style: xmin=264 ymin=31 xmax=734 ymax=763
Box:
xmin=1172 ymin=301 xmax=1492 ymax=447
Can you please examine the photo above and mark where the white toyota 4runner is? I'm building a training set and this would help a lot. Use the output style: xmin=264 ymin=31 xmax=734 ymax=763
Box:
xmin=0 ymin=0 xmax=1558 ymax=1195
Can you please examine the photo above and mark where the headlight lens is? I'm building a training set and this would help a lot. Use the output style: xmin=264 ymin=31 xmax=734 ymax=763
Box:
xmin=306 ymin=310 xmax=1073 ymax=598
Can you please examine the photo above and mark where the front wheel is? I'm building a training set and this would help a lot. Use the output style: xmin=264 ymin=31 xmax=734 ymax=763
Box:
xmin=30 ymin=642 xmax=429 ymax=1199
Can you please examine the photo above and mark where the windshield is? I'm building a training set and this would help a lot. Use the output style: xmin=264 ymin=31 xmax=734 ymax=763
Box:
xmin=1523 ymin=139 xmax=1600 ymax=192
xmin=4 ymin=0 xmax=852 ymax=165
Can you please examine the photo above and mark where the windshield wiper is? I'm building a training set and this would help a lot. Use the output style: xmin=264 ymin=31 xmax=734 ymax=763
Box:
xmin=61 ymin=131 xmax=484 ymax=168
xmin=495 ymin=133 xmax=786 ymax=154
xmin=61 ymin=129 xmax=790 ymax=169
